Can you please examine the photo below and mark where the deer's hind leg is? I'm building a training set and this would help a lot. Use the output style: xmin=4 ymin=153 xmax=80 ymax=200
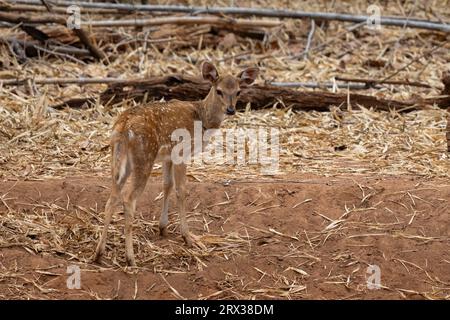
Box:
xmin=173 ymin=163 xmax=193 ymax=247
xmin=159 ymin=160 xmax=173 ymax=237
xmin=123 ymin=154 xmax=153 ymax=267
xmin=94 ymin=141 xmax=130 ymax=262
xmin=94 ymin=187 xmax=124 ymax=262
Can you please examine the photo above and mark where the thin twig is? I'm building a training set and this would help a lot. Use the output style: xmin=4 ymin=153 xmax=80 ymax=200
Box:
xmin=302 ymin=19 xmax=315 ymax=60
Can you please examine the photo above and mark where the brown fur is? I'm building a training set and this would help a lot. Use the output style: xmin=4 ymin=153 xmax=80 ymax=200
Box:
xmin=93 ymin=62 xmax=258 ymax=266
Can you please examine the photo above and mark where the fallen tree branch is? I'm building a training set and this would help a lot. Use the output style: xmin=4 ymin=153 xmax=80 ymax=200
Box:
xmin=84 ymin=16 xmax=281 ymax=28
xmin=40 ymin=0 xmax=52 ymax=12
xmin=0 ymin=11 xmax=65 ymax=25
xmin=3 ymin=75 xmax=447 ymax=112
xmin=0 ymin=11 xmax=281 ymax=29
xmin=0 ymin=77 xmax=123 ymax=86
xmin=0 ymin=37 xmax=91 ymax=57
xmin=335 ymin=76 xmax=433 ymax=89
xmin=0 ymin=2 xmax=127 ymax=14
xmin=0 ymin=77 xmax=380 ymax=90
xmin=269 ymin=81 xmax=382 ymax=90
xmin=19 ymin=74 xmax=445 ymax=112
xmin=0 ymin=12 xmax=107 ymax=61
xmin=9 ymin=0 xmax=450 ymax=32
xmin=72 ymin=28 xmax=106 ymax=61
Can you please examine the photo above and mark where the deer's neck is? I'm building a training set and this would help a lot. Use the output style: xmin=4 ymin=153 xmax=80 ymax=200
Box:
xmin=197 ymin=87 xmax=224 ymax=129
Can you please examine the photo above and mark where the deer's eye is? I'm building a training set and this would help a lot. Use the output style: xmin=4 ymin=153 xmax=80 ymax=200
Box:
xmin=216 ymin=90 xmax=223 ymax=97
xmin=236 ymin=90 xmax=241 ymax=96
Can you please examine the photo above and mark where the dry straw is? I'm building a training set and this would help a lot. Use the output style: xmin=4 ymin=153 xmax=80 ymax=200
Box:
xmin=0 ymin=0 xmax=449 ymax=300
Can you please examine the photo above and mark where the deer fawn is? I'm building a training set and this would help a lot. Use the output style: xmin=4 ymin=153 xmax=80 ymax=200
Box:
xmin=94 ymin=62 xmax=259 ymax=266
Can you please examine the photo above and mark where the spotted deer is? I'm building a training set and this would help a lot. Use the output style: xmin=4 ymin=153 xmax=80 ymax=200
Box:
xmin=94 ymin=62 xmax=259 ymax=266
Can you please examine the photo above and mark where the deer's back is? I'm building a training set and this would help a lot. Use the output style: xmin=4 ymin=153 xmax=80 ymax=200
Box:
xmin=111 ymin=100 xmax=201 ymax=161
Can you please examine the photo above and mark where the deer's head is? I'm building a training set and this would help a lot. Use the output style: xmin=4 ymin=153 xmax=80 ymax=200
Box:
xmin=201 ymin=61 xmax=259 ymax=127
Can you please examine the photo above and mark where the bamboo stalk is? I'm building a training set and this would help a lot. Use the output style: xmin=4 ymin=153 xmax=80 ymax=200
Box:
xmin=269 ymin=81 xmax=381 ymax=90
xmin=0 ymin=77 xmax=125 ymax=86
xmin=0 ymin=3 xmax=131 ymax=14
xmin=8 ymin=0 xmax=450 ymax=32
xmin=84 ymin=16 xmax=281 ymax=28
xmin=0 ymin=11 xmax=281 ymax=29
xmin=335 ymin=76 xmax=433 ymax=89
xmin=0 ymin=77 xmax=379 ymax=90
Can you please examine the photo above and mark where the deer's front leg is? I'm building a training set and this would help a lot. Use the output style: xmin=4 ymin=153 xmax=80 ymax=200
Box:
xmin=173 ymin=163 xmax=192 ymax=246
xmin=159 ymin=161 xmax=173 ymax=237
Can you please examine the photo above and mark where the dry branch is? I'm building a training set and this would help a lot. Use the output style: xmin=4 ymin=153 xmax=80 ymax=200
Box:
xmin=0 ymin=12 xmax=106 ymax=61
xmin=72 ymin=28 xmax=106 ymax=61
xmin=0 ymin=77 xmax=123 ymax=86
xmin=335 ymin=76 xmax=433 ymax=89
xmin=268 ymin=81 xmax=382 ymax=90
xmin=0 ymin=11 xmax=274 ymax=59
xmin=0 ymin=77 xmax=379 ymax=90
xmin=0 ymin=2 xmax=126 ymax=14
xmin=0 ymin=37 xmax=90 ymax=57
xmin=40 ymin=0 xmax=52 ymax=12
xmin=85 ymin=16 xmax=281 ymax=28
xmin=0 ymin=11 xmax=65 ymax=25
xmin=10 ymin=0 xmax=450 ymax=32
xmin=0 ymin=11 xmax=280 ymax=29
xmin=31 ymin=74 xmax=449 ymax=112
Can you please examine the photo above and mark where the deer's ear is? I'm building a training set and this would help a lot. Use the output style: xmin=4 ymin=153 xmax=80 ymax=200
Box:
xmin=238 ymin=67 xmax=259 ymax=86
xmin=202 ymin=61 xmax=219 ymax=83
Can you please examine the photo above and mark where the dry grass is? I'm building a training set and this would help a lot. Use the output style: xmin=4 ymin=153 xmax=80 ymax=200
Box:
xmin=0 ymin=1 xmax=449 ymax=181
xmin=0 ymin=0 xmax=449 ymax=300
xmin=0 ymin=176 xmax=448 ymax=299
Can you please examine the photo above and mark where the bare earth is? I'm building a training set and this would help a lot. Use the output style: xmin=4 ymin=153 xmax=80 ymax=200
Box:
xmin=0 ymin=173 xmax=448 ymax=299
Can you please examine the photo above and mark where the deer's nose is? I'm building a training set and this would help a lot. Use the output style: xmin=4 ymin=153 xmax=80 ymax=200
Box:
xmin=226 ymin=106 xmax=235 ymax=115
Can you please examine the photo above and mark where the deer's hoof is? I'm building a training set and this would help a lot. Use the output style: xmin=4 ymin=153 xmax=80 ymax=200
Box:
xmin=182 ymin=234 xmax=194 ymax=247
xmin=159 ymin=226 xmax=168 ymax=237
xmin=93 ymin=249 xmax=103 ymax=264
xmin=126 ymin=256 xmax=137 ymax=267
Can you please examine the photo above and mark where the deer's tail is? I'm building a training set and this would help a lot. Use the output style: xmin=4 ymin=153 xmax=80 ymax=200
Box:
xmin=110 ymin=130 xmax=131 ymax=192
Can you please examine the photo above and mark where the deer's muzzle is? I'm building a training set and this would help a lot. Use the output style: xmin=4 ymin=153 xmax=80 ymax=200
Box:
xmin=226 ymin=106 xmax=235 ymax=115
